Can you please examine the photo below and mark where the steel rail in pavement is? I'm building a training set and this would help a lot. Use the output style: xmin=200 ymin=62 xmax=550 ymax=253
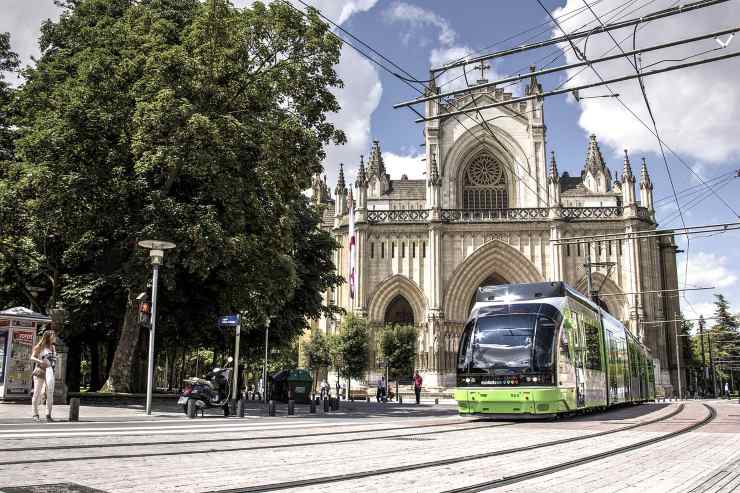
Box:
xmin=206 ymin=404 xmax=687 ymax=492
xmin=444 ymin=403 xmax=717 ymax=493
xmin=0 ymin=421 xmax=513 ymax=466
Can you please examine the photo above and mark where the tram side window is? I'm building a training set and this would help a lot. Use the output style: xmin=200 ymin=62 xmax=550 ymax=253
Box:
xmin=534 ymin=317 xmax=557 ymax=370
xmin=457 ymin=321 xmax=474 ymax=370
xmin=584 ymin=323 xmax=602 ymax=370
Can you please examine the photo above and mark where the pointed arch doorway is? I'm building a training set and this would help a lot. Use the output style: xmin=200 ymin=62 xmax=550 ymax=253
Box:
xmin=384 ymin=295 xmax=415 ymax=326
xmin=468 ymin=272 xmax=509 ymax=314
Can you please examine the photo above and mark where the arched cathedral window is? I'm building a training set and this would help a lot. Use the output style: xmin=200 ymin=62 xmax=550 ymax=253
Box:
xmin=463 ymin=152 xmax=508 ymax=209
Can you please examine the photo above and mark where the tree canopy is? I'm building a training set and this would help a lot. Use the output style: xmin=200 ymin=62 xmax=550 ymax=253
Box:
xmin=1 ymin=0 xmax=345 ymax=391
xmin=381 ymin=324 xmax=417 ymax=380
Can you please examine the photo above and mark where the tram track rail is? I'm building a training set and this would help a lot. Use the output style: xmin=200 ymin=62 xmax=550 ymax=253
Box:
xmin=443 ymin=403 xmax=717 ymax=492
xmin=206 ymin=403 xmax=689 ymax=492
xmin=0 ymin=420 xmax=513 ymax=466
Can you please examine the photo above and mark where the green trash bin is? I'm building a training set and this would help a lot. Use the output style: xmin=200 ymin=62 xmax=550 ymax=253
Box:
xmin=270 ymin=369 xmax=313 ymax=404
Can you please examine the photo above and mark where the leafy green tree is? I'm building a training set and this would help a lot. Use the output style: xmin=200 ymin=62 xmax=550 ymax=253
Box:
xmin=303 ymin=329 xmax=331 ymax=390
xmin=8 ymin=0 xmax=345 ymax=392
xmin=381 ymin=324 xmax=417 ymax=399
xmin=711 ymin=294 xmax=740 ymax=390
xmin=337 ymin=314 xmax=369 ymax=399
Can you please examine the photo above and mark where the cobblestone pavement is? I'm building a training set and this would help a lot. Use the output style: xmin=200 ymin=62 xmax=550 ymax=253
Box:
xmin=0 ymin=399 xmax=736 ymax=493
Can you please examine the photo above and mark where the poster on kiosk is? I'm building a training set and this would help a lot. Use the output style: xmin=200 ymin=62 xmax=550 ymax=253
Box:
xmin=0 ymin=307 xmax=51 ymax=400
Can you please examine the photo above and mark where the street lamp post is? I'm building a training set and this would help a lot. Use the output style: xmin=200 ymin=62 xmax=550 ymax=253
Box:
xmin=263 ymin=317 xmax=272 ymax=403
xmin=138 ymin=240 xmax=176 ymax=415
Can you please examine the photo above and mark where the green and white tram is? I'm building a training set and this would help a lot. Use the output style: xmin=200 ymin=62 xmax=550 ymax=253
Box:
xmin=455 ymin=282 xmax=655 ymax=416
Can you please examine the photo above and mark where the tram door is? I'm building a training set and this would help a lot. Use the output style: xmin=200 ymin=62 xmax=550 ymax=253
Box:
xmin=572 ymin=312 xmax=586 ymax=408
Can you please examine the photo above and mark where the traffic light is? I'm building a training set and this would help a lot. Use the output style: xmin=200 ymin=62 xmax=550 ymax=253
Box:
xmin=137 ymin=291 xmax=151 ymax=328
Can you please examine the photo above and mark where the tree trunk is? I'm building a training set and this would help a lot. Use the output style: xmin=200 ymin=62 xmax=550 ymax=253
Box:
xmin=169 ymin=347 xmax=177 ymax=390
xmin=88 ymin=338 xmax=102 ymax=391
xmin=104 ymin=335 xmax=116 ymax=383
xmin=66 ymin=338 xmax=82 ymax=393
xmin=101 ymin=292 xmax=139 ymax=393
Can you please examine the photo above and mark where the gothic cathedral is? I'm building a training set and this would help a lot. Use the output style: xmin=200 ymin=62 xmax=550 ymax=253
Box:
xmin=311 ymin=70 xmax=682 ymax=395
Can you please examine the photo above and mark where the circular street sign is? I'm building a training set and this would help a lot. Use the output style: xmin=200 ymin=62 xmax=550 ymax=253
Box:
xmin=138 ymin=240 xmax=177 ymax=250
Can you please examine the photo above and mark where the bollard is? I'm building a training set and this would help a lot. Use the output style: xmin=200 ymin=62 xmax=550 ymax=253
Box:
xmin=310 ymin=398 xmax=316 ymax=413
xmin=435 ymin=398 xmax=439 ymax=405
xmin=399 ymin=395 xmax=403 ymax=404
xmin=288 ymin=399 xmax=295 ymax=415
xmin=319 ymin=398 xmax=325 ymax=415
xmin=335 ymin=396 xmax=340 ymax=410
xmin=323 ymin=397 xmax=329 ymax=413
xmin=68 ymin=397 xmax=80 ymax=422
xmin=268 ymin=400 xmax=276 ymax=417
xmin=229 ymin=399 xmax=237 ymax=416
xmin=238 ymin=399 xmax=246 ymax=418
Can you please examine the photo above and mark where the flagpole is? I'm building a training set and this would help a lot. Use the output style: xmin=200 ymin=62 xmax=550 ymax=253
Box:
xmin=348 ymin=188 xmax=356 ymax=311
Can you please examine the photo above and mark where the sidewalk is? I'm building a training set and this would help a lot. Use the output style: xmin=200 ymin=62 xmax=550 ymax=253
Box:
xmin=0 ymin=396 xmax=458 ymax=424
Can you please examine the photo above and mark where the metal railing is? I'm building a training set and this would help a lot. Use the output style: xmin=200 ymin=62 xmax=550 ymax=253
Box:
xmin=441 ymin=208 xmax=549 ymax=222
xmin=363 ymin=206 xmax=653 ymax=224
xmin=367 ymin=209 xmax=429 ymax=224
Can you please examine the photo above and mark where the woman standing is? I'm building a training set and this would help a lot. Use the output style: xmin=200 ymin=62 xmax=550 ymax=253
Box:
xmin=30 ymin=328 xmax=57 ymax=422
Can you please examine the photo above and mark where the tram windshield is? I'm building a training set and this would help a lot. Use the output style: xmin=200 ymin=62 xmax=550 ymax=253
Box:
xmin=459 ymin=311 xmax=558 ymax=373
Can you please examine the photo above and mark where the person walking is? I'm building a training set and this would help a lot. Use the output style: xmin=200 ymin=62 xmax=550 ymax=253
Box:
xmin=377 ymin=376 xmax=386 ymax=402
xmin=413 ymin=371 xmax=422 ymax=405
xmin=30 ymin=328 xmax=57 ymax=422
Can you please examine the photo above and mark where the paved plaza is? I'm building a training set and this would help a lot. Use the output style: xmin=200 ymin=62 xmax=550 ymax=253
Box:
xmin=0 ymin=399 xmax=738 ymax=492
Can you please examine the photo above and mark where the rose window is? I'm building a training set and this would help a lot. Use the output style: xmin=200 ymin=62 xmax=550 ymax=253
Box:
xmin=463 ymin=153 xmax=508 ymax=209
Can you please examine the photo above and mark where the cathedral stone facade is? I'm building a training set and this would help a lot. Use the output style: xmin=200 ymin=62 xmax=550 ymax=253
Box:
xmin=311 ymin=71 xmax=683 ymax=394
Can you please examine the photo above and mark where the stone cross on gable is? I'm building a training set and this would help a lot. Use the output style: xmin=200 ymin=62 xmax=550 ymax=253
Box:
xmin=476 ymin=60 xmax=490 ymax=82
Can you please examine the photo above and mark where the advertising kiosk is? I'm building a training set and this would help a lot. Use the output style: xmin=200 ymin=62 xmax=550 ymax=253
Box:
xmin=0 ymin=307 xmax=51 ymax=401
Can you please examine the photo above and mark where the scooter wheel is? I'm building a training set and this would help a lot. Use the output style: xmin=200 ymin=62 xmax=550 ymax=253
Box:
xmin=187 ymin=399 xmax=197 ymax=419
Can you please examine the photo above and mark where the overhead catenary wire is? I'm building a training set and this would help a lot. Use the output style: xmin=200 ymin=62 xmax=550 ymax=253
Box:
xmin=551 ymin=221 xmax=740 ymax=244
xmin=395 ymin=25 xmax=740 ymax=109
xmin=431 ymin=0 xmax=731 ymax=72
xmin=286 ymin=0 xmax=553 ymax=207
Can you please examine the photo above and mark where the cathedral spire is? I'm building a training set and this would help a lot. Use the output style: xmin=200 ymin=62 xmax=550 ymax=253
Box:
xmin=640 ymin=157 xmax=652 ymax=189
xmin=583 ymin=134 xmax=610 ymax=193
xmin=622 ymin=149 xmax=637 ymax=209
xmin=335 ymin=163 xmax=347 ymax=194
xmin=549 ymin=151 xmax=559 ymax=180
xmin=585 ymin=134 xmax=607 ymax=175
xmin=368 ymin=140 xmax=385 ymax=177
xmin=357 ymin=155 xmax=367 ymax=185
xmin=623 ymin=149 xmax=635 ymax=181
xmin=525 ymin=65 xmax=543 ymax=95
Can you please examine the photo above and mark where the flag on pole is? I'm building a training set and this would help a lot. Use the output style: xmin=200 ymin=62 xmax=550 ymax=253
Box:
xmin=348 ymin=189 xmax=356 ymax=300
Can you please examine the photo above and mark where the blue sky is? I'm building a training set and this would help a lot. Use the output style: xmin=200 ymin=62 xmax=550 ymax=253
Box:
xmin=3 ymin=0 xmax=740 ymax=322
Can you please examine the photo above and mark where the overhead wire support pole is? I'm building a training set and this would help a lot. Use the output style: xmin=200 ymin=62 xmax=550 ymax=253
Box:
xmin=415 ymin=50 xmax=740 ymax=122
xmin=395 ymin=26 xmax=740 ymax=109
xmin=429 ymin=0 xmax=731 ymax=73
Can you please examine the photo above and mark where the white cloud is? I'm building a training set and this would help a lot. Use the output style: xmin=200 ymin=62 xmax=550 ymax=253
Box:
xmin=551 ymin=0 xmax=740 ymax=163
xmin=383 ymin=2 xmax=456 ymax=46
xmin=236 ymin=0 xmax=378 ymax=25
xmin=383 ymin=3 xmax=502 ymax=93
xmin=680 ymin=301 xmax=716 ymax=324
xmin=678 ymin=251 xmax=737 ymax=289
xmin=0 ymin=1 xmax=63 ymax=85
xmin=323 ymin=44 xmax=383 ymax=184
xmin=383 ymin=151 xmax=425 ymax=179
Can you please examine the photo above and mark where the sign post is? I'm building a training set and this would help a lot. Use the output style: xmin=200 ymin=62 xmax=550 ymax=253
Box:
xmin=218 ymin=314 xmax=241 ymax=401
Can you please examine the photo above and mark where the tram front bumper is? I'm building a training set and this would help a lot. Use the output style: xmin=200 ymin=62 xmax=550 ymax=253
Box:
xmin=454 ymin=387 xmax=565 ymax=415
